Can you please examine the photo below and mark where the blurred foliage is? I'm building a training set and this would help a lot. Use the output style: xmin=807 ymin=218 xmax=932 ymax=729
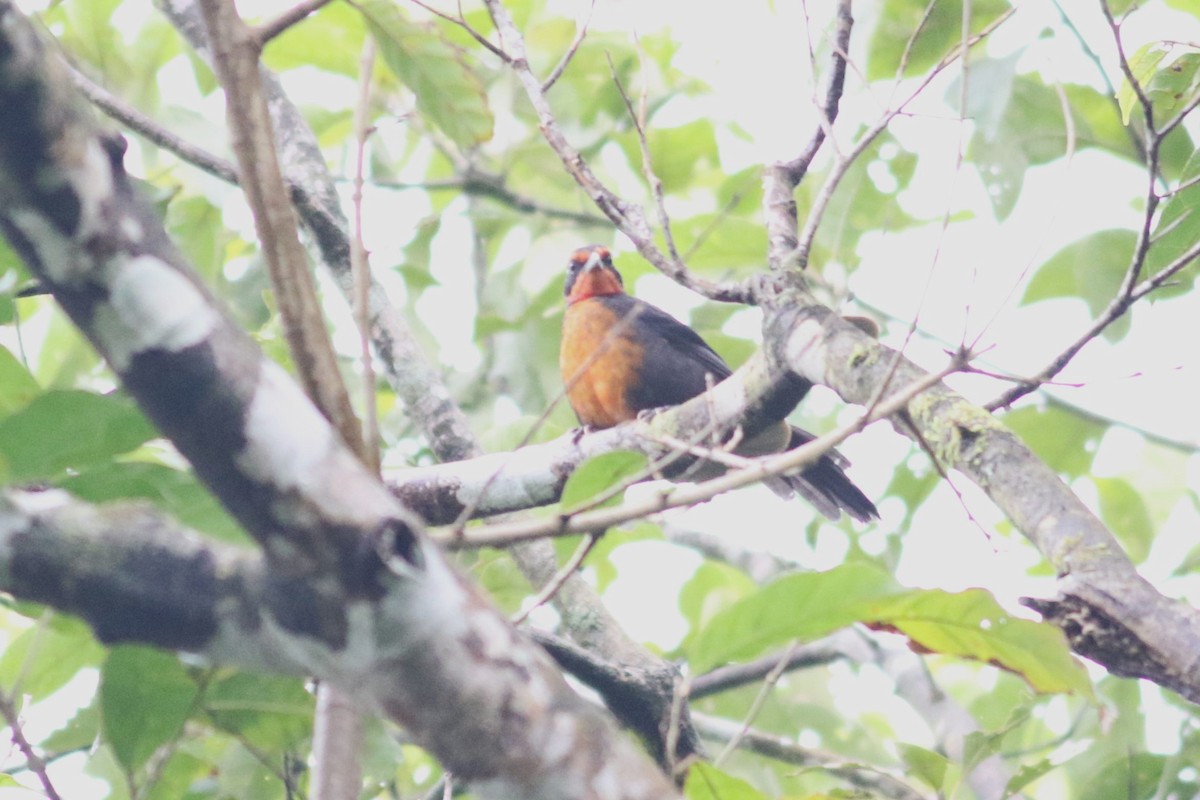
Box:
xmin=1 ymin=0 xmax=1199 ymax=798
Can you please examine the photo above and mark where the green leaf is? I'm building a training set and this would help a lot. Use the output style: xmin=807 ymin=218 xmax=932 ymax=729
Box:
xmin=0 ymin=346 xmax=39 ymax=416
xmin=263 ymin=1 xmax=365 ymax=77
xmin=101 ymin=646 xmax=198 ymax=773
xmin=144 ymin=750 xmax=211 ymax=800
xmin=616 ymin=120 xmax=719 ymax=194
xmin=1021 ymin=229 xmax=1136 ymax=341
xmin=1003 ymin=404 xmax=1104 ymax=477
xmin=1143 ymin=146 xmax=1200 ymax=298
xmin=899 ymin=743 xmax=951 ymax=790
xmin=1004 ymin=758 xmax=1056 ymax=797
xmin=688 ymin=563 xmax=899 ymax=672
xmin=684 ymin=762 xmax=768 ymax=800
xmin=671 ymin=215 xmax=767 ymax=274
xmin=561 ymin=450 xmax=648 ymax=511
xmin=678 ymin=559 xmax=758 ymax=651
xmin=1142 ymin=51 xmax=1200 ymax=126
xmin=1117 ymin=43 xmax=1168 ymax=124
xmin=0 ymin=616 xmax=104 ymax=700
xmin=0 ymin=390 xmax=157 ymax=482
xmin=203 ymin=672 xmax=313 ymax=752
xmin=359 ymin=0 xmax=493 ymax=149
xmin=868 ymin=0 xmax=1011 ymax=81
xmin=1094 ymin=477 xmax=1153 ymax=563
xmin=41 ymin=700 xmax=101 ymax=754
xmin=863 ymin=589 xmax=1093 ymax=696
xmin=60 ymin=462 xmax=247 ymax=544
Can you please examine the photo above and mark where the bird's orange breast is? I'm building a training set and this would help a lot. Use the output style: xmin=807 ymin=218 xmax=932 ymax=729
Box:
xmin=560 ymin=298 xmax=644 ymax=428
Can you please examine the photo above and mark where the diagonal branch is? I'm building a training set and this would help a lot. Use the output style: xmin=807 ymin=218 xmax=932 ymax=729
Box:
xmin=763 ymin=0 xmax=853 ymax=266
xmin=760 ymin=287 xmax=1200 ymax=704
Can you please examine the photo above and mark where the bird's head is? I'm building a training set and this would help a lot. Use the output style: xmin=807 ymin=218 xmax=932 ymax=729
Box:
xmin=564 ymin=245 xmax=625 ymax=304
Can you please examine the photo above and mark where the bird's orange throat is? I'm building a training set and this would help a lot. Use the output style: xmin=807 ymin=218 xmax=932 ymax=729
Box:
xmin=567 ymin=268 xmax=625 ymax=304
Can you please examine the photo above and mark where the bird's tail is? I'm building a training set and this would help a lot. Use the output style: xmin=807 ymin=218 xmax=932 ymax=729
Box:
xmin=764 ymin=427 xmax=878 ymax=522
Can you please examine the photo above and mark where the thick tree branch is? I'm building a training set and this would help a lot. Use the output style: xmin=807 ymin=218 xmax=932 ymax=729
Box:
xmin=760 ymin=287 xmax=1200 ymax=703
xmin=156 ymin=0 xmax=704 ymax=773
xmin=0 ymin=8 xmax=679 ymax=795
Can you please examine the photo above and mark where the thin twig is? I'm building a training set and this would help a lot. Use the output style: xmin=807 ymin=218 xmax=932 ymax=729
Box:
xmin=608 ymin=48 xmax=682 ymax=265
xmin=439 ymin=357 xmax=964 ymax=548
xmin=987 ymin=239 xmax=1200 ymax=410
xmin=691 ymin=642 xmax=845 ymax=698
xmin=481 ymin=0 xmax=754 ymax=304
xmin=0 ymin=692 xmax=62 ymax=800
xmin=511 ymin=534 xmax=599 ymax=624
xmin=713 ymin=640 xmax=800 ymax=766
xmin=408 ymin=0 xmax=509 ymax=63
xmin=253 ymin=0 xmax=332 ymax=45
xmin=352 ymin=37 xmax=382 ymax=472
xmin=789 ymin=8 xmax=1014 ymax=270
xmin=541 ymin=0 xmax=595 ymax=92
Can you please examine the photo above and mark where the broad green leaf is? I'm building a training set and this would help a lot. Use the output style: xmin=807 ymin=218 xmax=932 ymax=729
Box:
xmin=615 ymin=120 xmax=719 ymax=194
xmin=144 ymin=751 xmax=210 ymax=800
xmin=0 ymin=345 xmax=38 ymax=416
xmin=1143 ymin=146 xmax=1200 ymax=298
xmin=0 ymin=616 xmax=104 ymax=700
xmin=678 ymin=559 xmax=758 ymax=651
xmin=868 ymin=0 xmax=1011 ymax=81
xmin=863 ymin=589 xmax=1093 ymax=695
xmin=1094 ymin=477 xmax=1153 ymax=563
xmin=203 ymin=672 xmax=313 ymax=752
xmin=560 ymin=450 xmax=648 ymax=511
xmin=899 ymin=743 xmax=951 ymax=791
xmin=60 ymin=462 xmax=247 ymax=545
xmin=1003 ymin=404 xmax=1104 ymax=477
xmin=41 ymin=700 xmax=101 ymax=754
xmin=582 ymin=522 xmax=662 ymax=594
xmin=670 ymin=215 xmax=767 ymax=274
xmin=1142 ymin=51 xmax=1200 ymax=126
xmin=1078 ymin=752 xmax=1168 ymax=800
xmin=0 ymin=390 xmax=157 ymax=481
xmin=101 ymin=646 xmax=198 ymax=773
xmin=1004 ymin=758 xmax=1056 ymax=797
xmin=808 ymin=133 xmax=917 ymax=260
xmin=1021 ymin=229 xmax=1136 ymax=341
xmin=1117 ymin=42 xmax=1169 ymax=124
xmin=688 ymin=562 xmax=899 ymax=672
xmin=685 ymin=762 xmax=768 ymax=800
xmin=264 ymin=1 xmax=365 ymax=77
xmin=359 ymin=0 xmax=493 ymax=149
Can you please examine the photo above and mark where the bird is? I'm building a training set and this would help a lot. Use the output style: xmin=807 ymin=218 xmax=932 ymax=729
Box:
xmin=559 ymin=244 xmax=877 ymax=522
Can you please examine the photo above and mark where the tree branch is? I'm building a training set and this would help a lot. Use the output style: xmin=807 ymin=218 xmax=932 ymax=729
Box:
xmin=760 ymin=287 xmax=1200 ymax=703
xmin=0 ymin=8 xmax=679 ymax=794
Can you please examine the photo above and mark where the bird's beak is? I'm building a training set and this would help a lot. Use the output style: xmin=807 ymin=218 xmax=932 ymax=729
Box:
xmin=582 ymin=250 xmax=605 ymax=272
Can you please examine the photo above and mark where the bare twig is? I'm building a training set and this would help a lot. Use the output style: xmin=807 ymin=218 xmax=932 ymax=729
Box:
xmin=692 ymin=713 xmax=929 ymax=800
xmin=511 ymin=534 xmax=599 ymax=625
xmin=481 ymin=0 xmax=754 ymax=305
xmin=408 ymin=0 xmax=510 ymax=63
xmin=789 ymin=8 xmax=1014 ymax=271
xmin=0 ymin=691 xmax=62 ymax=800
xmin=713 ymin=640 xmax=801 ymax=766
xmin=441 ymin=357 xmax=962 ymax=548
xmin=988 ymin=239 xmax=1200 ymax=410
xmin=691 ymin=641 xmax=845 ymax=698
xmin=609 ymin=46 xmax=682 ymax=265
xmin=541 ymin=0 xmax=595 ymax=92
xmin=254 ymin=0 xmax=332 ymax=45
xmin=198 ymin=0 xmax=363 ymax=451
xmin=352 ymin=38 xmax=381 ymax=472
